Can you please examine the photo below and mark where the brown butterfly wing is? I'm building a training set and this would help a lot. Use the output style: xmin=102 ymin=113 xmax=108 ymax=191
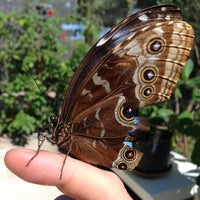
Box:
xmin=54 ymin=5 xmax=194 ymax=170
xmin=70 ymin=20 xmax=194 ymax=126
xmin=61 ymin=5 xmax=184 ymax=122
xmin=71 ymin=136 xmax=143 ymax=169
xmin=71 ymin=95 xmax=148 ymax=169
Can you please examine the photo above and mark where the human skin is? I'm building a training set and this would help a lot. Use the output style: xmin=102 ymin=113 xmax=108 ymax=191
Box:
xmin=4 ymin=148 xmax=132 ymax=200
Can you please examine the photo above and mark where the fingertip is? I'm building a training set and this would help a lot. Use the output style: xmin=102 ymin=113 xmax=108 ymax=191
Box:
xmin=4 ymin=148 xmax=65 ymax=184
xmin=4 ymin=148 xmax=32 ymax=169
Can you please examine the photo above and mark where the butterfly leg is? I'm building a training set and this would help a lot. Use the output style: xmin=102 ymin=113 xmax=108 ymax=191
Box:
xmin=26 ymin=132 xmax=46 ymax=167
xmin=58 ymin=140 xmax=73 ymax=179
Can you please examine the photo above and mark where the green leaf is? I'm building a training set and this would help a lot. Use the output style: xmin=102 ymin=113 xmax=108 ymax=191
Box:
xmin=187 ymin=76 xmax=200 ymax=88
xmin=181 ymin=58 xmax=194 ymax=81
xmin=147 ymin=108 xmax=174 ymax=125
xmin=9 ymin=111 xmax=36 ymax=135
xmin=174 ymin=87 xmax=182 ymax=98
xmin=157 ymin=108 xmax=174 ymax=117
xmin=176 ymin=111 xmax=194 ymax=134
xmin=178 ymin=111 xmax=194 ymax=121
xmin=192 ymin=87 xmax=200 ymax=102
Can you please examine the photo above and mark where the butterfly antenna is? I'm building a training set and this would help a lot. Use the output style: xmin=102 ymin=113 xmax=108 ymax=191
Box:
xmin=29 ymin=73 xmax=44 ymax=94
xmin=26 ymin=68 xmax=57 ymax=110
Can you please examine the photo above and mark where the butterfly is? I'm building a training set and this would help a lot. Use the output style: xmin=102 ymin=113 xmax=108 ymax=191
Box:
xmin=32 ymin=4 xmax=194 ymax=173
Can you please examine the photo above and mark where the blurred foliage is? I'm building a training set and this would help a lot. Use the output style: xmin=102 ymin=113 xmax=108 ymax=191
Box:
xmin=0 ymin=1 xmax=89 ymax=145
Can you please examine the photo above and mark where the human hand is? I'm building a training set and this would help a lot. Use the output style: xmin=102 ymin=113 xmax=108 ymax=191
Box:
xmin=4 ymin=148 xmax=132 ymax=200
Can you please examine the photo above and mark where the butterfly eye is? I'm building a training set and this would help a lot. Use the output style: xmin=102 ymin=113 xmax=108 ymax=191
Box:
xmin=141 ymin=67 xmax=157 ymax=83
xmin=50 ymin=115 xmax=57 ymax=122
xmin=141 ymin=86 xmax=154 ymax=99
xmin=147 ymin=37 xmax=165 ymax=54
xmin=120 ymin=104 xmax=136 ymax=122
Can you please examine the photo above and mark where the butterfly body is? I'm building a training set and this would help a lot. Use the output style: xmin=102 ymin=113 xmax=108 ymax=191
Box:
xmin=51 ymin=5 xmax=194 ymax=170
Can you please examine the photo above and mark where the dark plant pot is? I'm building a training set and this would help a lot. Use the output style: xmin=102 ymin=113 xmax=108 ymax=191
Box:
xmin=132 ymin=129 xmax=172 ymax=178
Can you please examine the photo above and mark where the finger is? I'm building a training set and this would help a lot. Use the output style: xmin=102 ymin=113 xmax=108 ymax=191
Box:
xmin=4 ymin=148 xmax=132 ymax=200
xmin=5 ymin=148 xmax=72 ymax=185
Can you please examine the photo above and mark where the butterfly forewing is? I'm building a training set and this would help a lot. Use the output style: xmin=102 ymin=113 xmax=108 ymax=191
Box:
xmin=61 ymin=5 xmax=183 ymax=121
xmin=52 ymin=5 xmax=194 ymax=171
